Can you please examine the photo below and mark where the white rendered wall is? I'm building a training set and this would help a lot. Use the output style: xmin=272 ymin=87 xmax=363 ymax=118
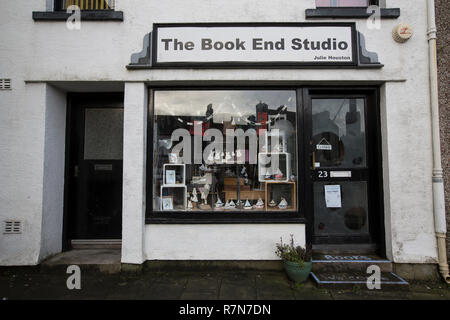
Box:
xmin=39 ymin=85 xmax=66 ymax=261
xmin=0 ymin=0 xmax=440 ymax=264
xmin=122 ymin=83 xmax=147 ymax=264
xmin=0 ymin=83 xmax=66 ymax=265
xmin=145 ymin=224 xmax=305 ymax=260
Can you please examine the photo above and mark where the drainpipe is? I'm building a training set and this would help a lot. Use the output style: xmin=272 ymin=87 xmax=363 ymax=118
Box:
xmin=427 ymin=0 xmax=450 ymax=284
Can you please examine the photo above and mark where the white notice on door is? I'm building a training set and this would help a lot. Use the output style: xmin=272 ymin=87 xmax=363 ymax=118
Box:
xmin=324 ymin=185 xmax=342 ymax=208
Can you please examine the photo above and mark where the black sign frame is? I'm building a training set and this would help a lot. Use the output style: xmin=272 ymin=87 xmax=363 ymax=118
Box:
xmin=151 ymin=22 xmax=359 ymax=69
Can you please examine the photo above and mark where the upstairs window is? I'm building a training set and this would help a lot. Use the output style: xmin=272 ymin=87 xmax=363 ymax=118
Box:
xmin=316 ymin=0 xmax=373 ymax=7
xmin=307 ymin=0 xmax=400 ymax=19
xmin=54 ymin=0 xmax=115 ymax=11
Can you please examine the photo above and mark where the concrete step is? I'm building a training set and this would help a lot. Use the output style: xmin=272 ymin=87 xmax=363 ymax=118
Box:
xmin=311 ymin=271 xmax=409 ymax=291
xmin=40 ymin=249 xmax=122 ymax=274
xmin=312 ymin=253 xmax=393 ymax=273
xmin=71 ymin=239 xmax=121 ymax=249
xmin=313 ymin=244 xmax=378 ymax=255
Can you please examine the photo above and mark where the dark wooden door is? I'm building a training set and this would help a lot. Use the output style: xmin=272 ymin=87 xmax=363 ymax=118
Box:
xmin=303 ymin=88 xmax=383 ymax=246
xmin=66 ymin=94 xmax=124 ymax=240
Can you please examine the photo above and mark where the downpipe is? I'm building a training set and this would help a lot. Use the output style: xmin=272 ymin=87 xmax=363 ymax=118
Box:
xmin=427 ymin=0 xmax=450 ymax=284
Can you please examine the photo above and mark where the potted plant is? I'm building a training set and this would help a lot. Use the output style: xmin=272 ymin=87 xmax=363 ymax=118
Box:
xmin=275 ymin=235 xmax=312 ymax=283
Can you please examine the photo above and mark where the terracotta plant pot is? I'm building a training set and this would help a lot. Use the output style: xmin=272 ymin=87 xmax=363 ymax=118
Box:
xmin=283 ymin=260 xmax=312 ymax=283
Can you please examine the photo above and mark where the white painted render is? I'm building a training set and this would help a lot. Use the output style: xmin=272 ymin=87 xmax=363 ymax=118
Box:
xmin=145 ymin=224 xmax=305 ymax=260
xmin=122 ymin=83 xmax=147 ymax=264
xmin=0 ymin=0 xmax=440 ymax=264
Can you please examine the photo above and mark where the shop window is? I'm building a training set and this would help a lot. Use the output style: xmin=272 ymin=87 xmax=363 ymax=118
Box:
xmin=151 ymin=90 xmax=299 ymax=214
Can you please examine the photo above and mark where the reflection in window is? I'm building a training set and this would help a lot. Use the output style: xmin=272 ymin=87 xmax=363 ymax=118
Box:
xmin=316 ymin=0 xmax=369 ymax=7
xmin=312 ymin=99 xmax=366 ymax=168
xmin=153 ymin=90 xmax=298 ymax=213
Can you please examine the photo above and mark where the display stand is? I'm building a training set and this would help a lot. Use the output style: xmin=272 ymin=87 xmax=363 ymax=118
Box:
xmin=163 ymin=163 xmax=186 ymax=185
xmin=265 ymin=181 xmax=296 ymax=211
xmin=258 ymin=152 xmax=291 ymax=183
xmin=160 ymin=163 xmax=187 ymax=210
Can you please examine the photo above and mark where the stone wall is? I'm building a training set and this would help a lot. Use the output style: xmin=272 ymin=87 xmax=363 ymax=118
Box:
xmin=435 ymin=0 xmax=450 ymax=262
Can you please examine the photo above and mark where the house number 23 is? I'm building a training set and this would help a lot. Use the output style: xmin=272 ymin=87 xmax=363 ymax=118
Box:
xmin=318 ymin=171 xmax=328 ymax=178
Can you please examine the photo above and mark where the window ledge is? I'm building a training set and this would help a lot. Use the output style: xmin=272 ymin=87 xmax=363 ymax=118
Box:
xmin=32 ymin=11 xmax=123 ymax=21
xmin=305 ymin=7 xmax=400 ymax=19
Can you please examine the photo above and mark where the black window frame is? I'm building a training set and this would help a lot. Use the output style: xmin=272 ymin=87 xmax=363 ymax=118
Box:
xmin=145 ymin=87 xmax=306 ymax=225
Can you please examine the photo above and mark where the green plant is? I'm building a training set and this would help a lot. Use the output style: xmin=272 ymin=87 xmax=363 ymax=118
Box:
xmin=275 ymin=234 xmax=312 ymax=267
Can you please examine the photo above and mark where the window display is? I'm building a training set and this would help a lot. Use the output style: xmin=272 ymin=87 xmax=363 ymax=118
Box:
xmin=152 ymin=90 xmax=298 ymax=213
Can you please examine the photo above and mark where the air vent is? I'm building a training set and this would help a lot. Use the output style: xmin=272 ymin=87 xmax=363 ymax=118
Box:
xmin=4 ymin=221 xmax=22 ymax=234
xmin=0 ymin=79 xmax=11 ymax=90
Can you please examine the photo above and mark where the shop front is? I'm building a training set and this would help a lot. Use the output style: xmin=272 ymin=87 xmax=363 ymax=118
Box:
xmin=1 ymin=1 xmax=447 ymax=282
xmin=146 ymin=87 xmax=383 ymax=248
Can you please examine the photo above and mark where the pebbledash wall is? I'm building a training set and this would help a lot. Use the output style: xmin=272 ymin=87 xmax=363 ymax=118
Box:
xmin=0 ymin=0 xmax=444 ymax=266
xmin=435 ymin=0 xmax=450 ymax=263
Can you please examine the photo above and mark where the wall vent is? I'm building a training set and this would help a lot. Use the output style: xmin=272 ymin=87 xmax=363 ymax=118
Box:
xmin=0 ymin=79 xmax=11 ymax=90
xmin=4 ymin=221 xmax=22 ymax=234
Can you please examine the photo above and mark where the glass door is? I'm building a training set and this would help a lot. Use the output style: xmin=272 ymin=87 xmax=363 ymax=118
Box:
xmin=303 ymin=89 xmax=382 ymax=245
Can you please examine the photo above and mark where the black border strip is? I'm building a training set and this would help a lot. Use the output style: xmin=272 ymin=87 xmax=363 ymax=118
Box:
xmin=151 ymin=22 xmax=358 ymax=68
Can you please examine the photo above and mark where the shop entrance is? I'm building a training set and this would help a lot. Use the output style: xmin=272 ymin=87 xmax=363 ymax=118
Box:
xmin=303 ymin=88 xmax=383 ymax=248
xmin=64 ymin=94 xmax=124 ymax=245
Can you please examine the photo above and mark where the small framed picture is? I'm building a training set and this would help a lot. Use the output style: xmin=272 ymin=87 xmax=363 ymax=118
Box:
xmin=165 ymin=170 xmax=176 ymax=185
xmin=161 ymin=196 xmax=174 ymax=211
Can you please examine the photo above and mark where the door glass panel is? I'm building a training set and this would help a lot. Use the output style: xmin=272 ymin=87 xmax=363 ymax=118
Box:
xmin=312 ymin=99 xmax=366 ymax=168
xmin=314 ymin=181 xmax=369 ymax=236
xmin=84 ymin=108 xmax=124 ymax=160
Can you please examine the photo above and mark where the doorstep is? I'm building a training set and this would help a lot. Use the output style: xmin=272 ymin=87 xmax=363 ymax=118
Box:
xmin=311 ymin=271 xmax=409 ymax=291
xmin=311 ymin=253 xmax=409 ymax=290
xmin=40 ymin=249 xmax=121 ymax=274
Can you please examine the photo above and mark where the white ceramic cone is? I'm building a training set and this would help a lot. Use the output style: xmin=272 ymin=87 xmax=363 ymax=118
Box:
xmin=278 ymin=197 xmax=288 ymax=209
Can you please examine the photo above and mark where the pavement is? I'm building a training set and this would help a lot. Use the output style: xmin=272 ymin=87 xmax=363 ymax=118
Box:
xmin=1 ymin=268 xmax=449 ymax=300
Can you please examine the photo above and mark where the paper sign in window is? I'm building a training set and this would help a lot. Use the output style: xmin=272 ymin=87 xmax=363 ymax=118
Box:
xmin=325 ymin=185 xmax=342 ymax=208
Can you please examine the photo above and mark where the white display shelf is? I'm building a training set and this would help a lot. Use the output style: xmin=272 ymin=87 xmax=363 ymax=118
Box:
xmin=163 ymin=163 xmax=186 ymax=186
xmin=258 ymin=152 xmax=291 ymax=183
xmin=160 ymin=185 xmax=187 ymax=211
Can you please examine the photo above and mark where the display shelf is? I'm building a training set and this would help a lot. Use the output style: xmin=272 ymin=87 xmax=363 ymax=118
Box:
xmin=263 ymin=129 xmax=288 ymax=152
xmin=163 ymin=163 xmax=186 ymax=186
xmin=265 ymin=181 xmax=296 ymax=211
xmin=160 ymin=185 xmax=187 ymax=211
xmin=258 ymin=152 xmax=291 ymax=183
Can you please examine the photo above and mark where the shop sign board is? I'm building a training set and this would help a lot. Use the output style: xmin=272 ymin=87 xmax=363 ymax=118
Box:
xmin=152 ymin=23 xmax=357 ymax=67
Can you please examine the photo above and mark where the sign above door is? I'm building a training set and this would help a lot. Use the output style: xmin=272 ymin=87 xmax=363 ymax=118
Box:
xmin=128 ymin=23 xmax=382 ymax=69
